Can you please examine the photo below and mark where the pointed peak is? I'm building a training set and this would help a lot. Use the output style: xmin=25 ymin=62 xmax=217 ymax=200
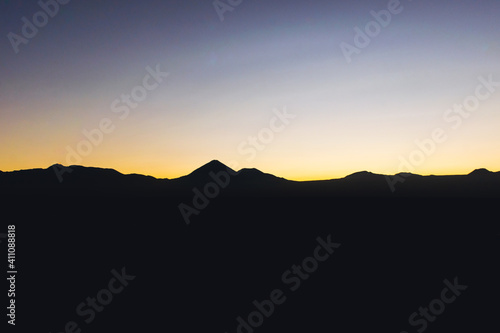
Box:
xmin=188 ymin=160 xmax=235 ymax=176
xmin=205 ymin=160 xmax=227 ymax=168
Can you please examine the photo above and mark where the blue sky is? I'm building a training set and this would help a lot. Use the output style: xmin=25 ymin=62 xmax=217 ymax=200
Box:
xmin=1 ymin=0 xmax=499 ymax=179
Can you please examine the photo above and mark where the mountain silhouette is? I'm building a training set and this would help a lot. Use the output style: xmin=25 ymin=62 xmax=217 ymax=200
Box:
xmin=0 ymin=161 xmax=499 ymax=197
xmin=4 ymin=162 xmax=499 ymax=333
xmin=185 ymin=159 xmax=235 ymax=178
xmin=468 ymin=168 xmax=494 ymax=176
xmin=172 ymin=160 xmax=234 ymax=184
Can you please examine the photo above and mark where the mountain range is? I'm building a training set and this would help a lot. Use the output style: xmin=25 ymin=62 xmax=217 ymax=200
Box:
xmin=3 ymin=160 xmax=499 ymax=333
xmin=1 ymin=160 xmax=499 ymax=197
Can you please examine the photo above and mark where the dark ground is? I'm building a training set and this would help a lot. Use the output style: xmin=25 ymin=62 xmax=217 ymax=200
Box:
xmin=1 ymin=195 xmax=498 ymax=333
xmin=1 ymin=162 xmax=499 ymax=332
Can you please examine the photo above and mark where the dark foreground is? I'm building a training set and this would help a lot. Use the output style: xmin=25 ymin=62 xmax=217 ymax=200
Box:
xmin=1 ymin=196 xmax=498 ymax=332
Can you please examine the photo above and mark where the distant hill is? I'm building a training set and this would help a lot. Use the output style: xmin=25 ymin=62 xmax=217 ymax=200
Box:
xmin=0 ymin=161 xmax=499 ymax=197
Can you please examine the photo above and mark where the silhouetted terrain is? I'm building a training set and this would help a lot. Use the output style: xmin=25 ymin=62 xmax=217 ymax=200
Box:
xmin=1 ymin=160 xmax=499 ymax=197
xmin=1 ymin=161 xmax=498 ymax=332
xmin=3 ymin=193 xmax=498 ymax=333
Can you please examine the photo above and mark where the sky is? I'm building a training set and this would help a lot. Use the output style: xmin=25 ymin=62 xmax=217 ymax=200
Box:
xmin=1 ymin=0 xmax=499 ymax=180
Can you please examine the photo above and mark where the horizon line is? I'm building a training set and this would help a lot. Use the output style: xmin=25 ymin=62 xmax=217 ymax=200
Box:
xmin=1 ymin=161 xmax=497 ymax=182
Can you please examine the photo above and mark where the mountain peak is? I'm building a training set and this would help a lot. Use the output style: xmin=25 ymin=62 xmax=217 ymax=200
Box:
xmin=187 ymin=160 xmax=235 ymax=177
xmin=239 ymin=168 xmax=264 ymax=175
xmin=49 ymin=163 xmax=64 ymax=169
xmin=468 ymin=168 xmax=492 ymax=176
xmin=344 ymin=171 xmax=378 ymax=179
xmin=206 ymin=159 xmax=227 ymax=168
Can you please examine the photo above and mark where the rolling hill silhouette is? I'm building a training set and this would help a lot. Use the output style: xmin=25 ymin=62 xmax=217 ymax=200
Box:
xmin=3 ymin=161 xmax=499 ymax=333
xmin=1 ymin=160 xmax=499 ymax=197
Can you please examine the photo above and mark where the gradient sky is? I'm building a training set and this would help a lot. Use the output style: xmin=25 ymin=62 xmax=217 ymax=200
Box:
xmin=1 ymin=0 xmax=499 ymax=180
